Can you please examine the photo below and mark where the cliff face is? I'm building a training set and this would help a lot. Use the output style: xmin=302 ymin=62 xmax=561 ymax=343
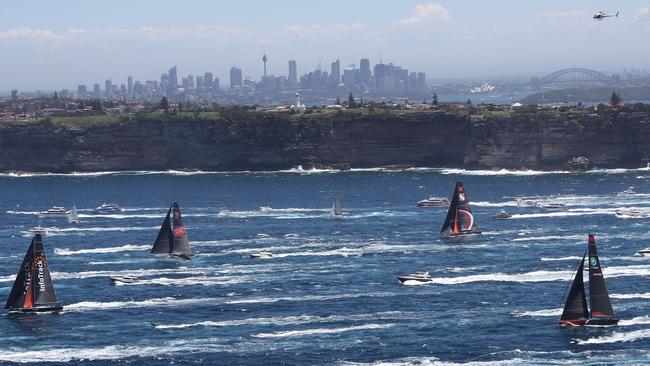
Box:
xmin=1 ymin=110 xmax=649 ymax=172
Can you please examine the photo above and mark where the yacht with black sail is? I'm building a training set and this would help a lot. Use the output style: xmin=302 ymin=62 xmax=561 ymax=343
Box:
xmin=151 ymin=202 xmax=193 ymax=260
xmin=559 ymin=234 xmax=618 ymax=326
xmin=440 ymin=182 xmax=481 ymax=237
xmin=5 ymin=234 xmax=63 ymax=313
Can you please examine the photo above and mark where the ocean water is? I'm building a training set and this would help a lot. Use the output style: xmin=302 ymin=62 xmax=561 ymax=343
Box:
xmin=1 ymin=168 xmax=650 ymax=365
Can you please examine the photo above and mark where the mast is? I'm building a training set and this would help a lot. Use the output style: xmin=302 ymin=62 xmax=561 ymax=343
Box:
xmin=559 ymin=254 xmax=589 ymax=326
xmin=151 ymin=206 xmax=173 ymax=254
xmin=441 ymin=182 xmax=479 ymax=236
xmin=5 ymin=235 xmax=62 ymax=311
xmin=587 ymin=234 xmax=617 ymax=322
xmin=170 ymin=202 xmax=192 ymax=259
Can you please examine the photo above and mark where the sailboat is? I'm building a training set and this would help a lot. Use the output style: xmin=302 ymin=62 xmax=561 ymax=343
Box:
xmin=150 ymin=202 xmax=193 ymax=260
xmin=5 ymin=234 xmax=63 ymax=313
xmin=559 ymin=234 xmax=618 ymax=326
xmin=67 ymin=204 xmax=79 ymax=224
xmin=440 ymin=182 xmax=481 ymax=237
xmin=332 ymin=197 xmax=343 ymax=218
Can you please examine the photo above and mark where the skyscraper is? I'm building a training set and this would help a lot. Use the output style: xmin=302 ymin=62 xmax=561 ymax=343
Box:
xmin=204 ymin=72 xmax=214 ymax=89
xmin=167 ymin=66 xmax=178 ymax=97
xmin=104 ymin=79 xmax=113 ymax=99
xmin=127 ymin=76 xmax=133 ymax=97
xmin=330 ymin=59 xmax=341 ymax=88
xmin=288 ymin=60 xmax=297 ymax=84
xmin=230 ymin=66 xmax=243 ymax=88
xmin=359 ymin=58 xmax=371 ymax=86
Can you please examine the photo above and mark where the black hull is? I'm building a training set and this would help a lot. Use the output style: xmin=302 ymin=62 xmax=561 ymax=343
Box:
xmin=7 ymin=304 xmax=63 ymax=313
xmin=444 ymin=231 xmax=482 ymax=238
xmin=586 ymin=317 xmax=619 ymax=326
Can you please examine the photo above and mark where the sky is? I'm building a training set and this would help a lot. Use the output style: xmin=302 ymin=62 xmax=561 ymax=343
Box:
xmin=1 ymin=0 xmax=649 ymax=90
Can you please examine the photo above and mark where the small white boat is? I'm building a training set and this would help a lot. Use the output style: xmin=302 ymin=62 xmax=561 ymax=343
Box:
xmin=28 ymin=225 xmax=48 ymax=236
xmin=68 ymin=204 xmax=79 ymax=224
xmin=615 ymin=209 xmax=648 ymax=218
xmin=94 ymin=203 xmax=123 ymax=214
xmin=635 ymin=247 xmax=650 ymax=256
xmin=398 ymin=271 xmax=431 ymax=284
xmin=417 ymin=197 xmax=450 ymax=208
xmin=110 ymin=275 xmax=139 ymax=284
xmin=250 ymin=251 xmax=274 ymax=259
xmin=516 ymin=199 xmax=538 ymax=208
xmin=38 ymin=206 xmax=69 ymax=218
xmin=539 ymin=202 xmax=566 ymax=211
xmin=618 ymin=186 xmax=637 ymax=196
xmin=492 ymin=210 xmax=512 ymax=219
xmin=332 ymin=197 xmax=343 ymax=218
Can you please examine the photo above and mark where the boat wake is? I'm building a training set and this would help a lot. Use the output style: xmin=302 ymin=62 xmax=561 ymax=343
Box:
xmin=54 ymin=244 xmax=150 ymax=256
xmin=251 ymin=323 xmax=394 ymax=338
xmin=575 ymin=328 xmax=650 ymax=345
xmin=511 ymin=308 xmax=562 ymax=317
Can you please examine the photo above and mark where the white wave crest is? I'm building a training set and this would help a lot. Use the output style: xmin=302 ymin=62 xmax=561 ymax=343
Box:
xmin=54 ymin=244 xmax=150 ymax=255
xmin=252 ymin=323 xmax=394 ymax=338
xmin=576 ymin=329 xmax=650 ymax=345
xmin=472 ymin=201 xmax=519 ymax=207
xmin=65 ymin=296 xmax=213 ymax=312
xmin=610 ymin=293 xmax=650 ymax=299
xmin=619 ymin=315 xmax=650 ymax=326
xmin=540 ymin=256 xmax=582 ymax=262
xmin=511 ymin=308 xmax=562 ymax=317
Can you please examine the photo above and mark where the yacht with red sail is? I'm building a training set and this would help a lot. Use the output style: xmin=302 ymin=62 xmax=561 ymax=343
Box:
xmin=440 ymin=182 xmax=481 ymax=237
xmin=559 ymin=235 xmax=618 ymax=326
xmin=151 ymin=202 xmax=193 ymax=260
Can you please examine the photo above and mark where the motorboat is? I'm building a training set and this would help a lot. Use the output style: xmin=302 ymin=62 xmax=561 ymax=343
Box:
xmin=618 ymin=186 xmax=637 ymax=196
xmin=516 ymin=199 xmax=538 ymax=208
xmin=94 ymin=203 xmax=123 ymax=214
xmin=28 ymin=225 xmax=48 ymax=236
xmin=417 ymin=197 xmax=450 ymax=208
xmin=397 ymin=271 xmax=431 ymax=284
xmin=538 ymin=202 xmax=566 ymax=211
xmin=38 ymin=206 xmax=69 ymax=218
xmin=250 ymin=251 xmax=274 ymax=259
xmin=110 ymin=275 xmax=139 ymax=284
xmin=635 ymin=247 xmax=650 ymax=256
xmin=492 ymin=210 xmax=512 ymax=219
xmin=615 ymin=209 xmax=648 ymax=218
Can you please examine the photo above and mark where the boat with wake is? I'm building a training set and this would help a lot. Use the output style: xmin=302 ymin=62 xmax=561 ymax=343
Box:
xmin=538 ymin=202 xmax=566 ymax=211
xmin=559 ymin=234 xmax=618 ymax=326
xmin=615 ymin=208 xmax=648 ymax=218
xmin=634 ymin=247 xmax=650 ymax=256
xmin=94 ymin=202 xmax=123 ymax=214
xmin=417 ymin=197 xmax=450 ymax=208
xmin=151 ymin=202 xmax=193 ymax=260
xmin=110 ymin=275 xmax=139 ymax=284
xmin=398 ymin=271 xmax=431 ymax=284
xmin=618 ymin=186 xmax=636 ymax=196
xmin=492 ymin=210 xmax=512 ymax=219
xmin=440 ymin=182 xmax=481 ymax=238
xmin=38 ymin=206 xmax=69 ymax=218
xmin=5 ymin=234 xmax=63 ymax=313
xmin=250 ymin=251 xmax=274 ymax=259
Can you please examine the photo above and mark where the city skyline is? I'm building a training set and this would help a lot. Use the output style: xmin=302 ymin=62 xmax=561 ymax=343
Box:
xmin=2 ymin=0 xmax=650 ymax=90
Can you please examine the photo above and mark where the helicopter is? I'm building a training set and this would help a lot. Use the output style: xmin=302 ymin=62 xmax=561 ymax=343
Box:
xmin=593 ymin=11 xmax=619 ymax=20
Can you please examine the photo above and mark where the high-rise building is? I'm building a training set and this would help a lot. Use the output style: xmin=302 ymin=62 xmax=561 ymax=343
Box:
xmin=330 ymin=59 xmax=341 ymax=88
xmin=196 ymin=75 xmax=204 ymax=89
xmin=10 ymin=90 xmax=18 ymax=102
xmin=213 ymin=77 xmax=220 ymax=91
xmin=93 ymin=84 xmax=101 ymax=98
xmin=127 ymin=76 xmax=133 ymax=97
xmin=104 ymin=79 xmax=113 ymax=99
xmin=230 ymin=66 xmax=243 ymax=88
xmin=120 ymin=84 xmax=127 ymax=96
xmin=342 ymin=65 xmax=356 ymax=88
xmin=288 ymin=60 xmax=297 ymax=84
xmin=359 ymin=58 xmax=371 ymax=86
xmin=417 ymin=72 xmax=426 ymax=89
xmin=167 ymin=66 xmax=178 ymax=96
xmin=204 ymin=72 xmax=214 ymax=89
xmin=77 ymin=85 xmax=87 ymax=97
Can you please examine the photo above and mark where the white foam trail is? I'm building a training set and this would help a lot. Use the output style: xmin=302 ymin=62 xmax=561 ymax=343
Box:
xmin=78 ymin=213 xmax=162 ymax=219
xmin=513 ymin=235 xmax=583 ymax=242
xmin=65 ymin=296 xmax=213 ymax=312
xmin=576 ymin=329 xmax=650 ymax=345
xmin=511 ymin=308 xmax=562 ymax=317
xmin=472 ymin=201 xmax=519 ymax=207
xmin=439 ymin=168 xmax=572 ymax=176
xmin=226 ymin=291 xmax=399 ymax=305
xmin=619 ymin=316 xmax=650 ymax=326
xmin=610 ymin=293 xmax=650 ymax=299
xmin=252 ymin=323 xmax=394 ymax=338
xmin=540 ymin=256 xmax=582 ymax=262
xmin=114 ymin=276 xmax=247 ymax=287
xmin=25 ymin=227 xmax=158 ymax=237
xmin=54 ymin=244 xmax=150 ymax=256
xmin=510 ymin=209 xmax=614 ymax=219
xmin=401 ymin=280 xmax=432 ymax=286
xmin=5 ymin=210 xmax=39 ymax=215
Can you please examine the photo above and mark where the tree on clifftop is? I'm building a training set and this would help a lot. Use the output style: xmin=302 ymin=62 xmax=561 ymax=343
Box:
xmin=610 ymin=92 xmax=622 ymax=106
xmin=161 ymin=96 xmax=169 ymax=113
xmin=348 ymin=92 xmax=356 ymax=108
xmin=432 ymin=93 xmax=438 ymax=106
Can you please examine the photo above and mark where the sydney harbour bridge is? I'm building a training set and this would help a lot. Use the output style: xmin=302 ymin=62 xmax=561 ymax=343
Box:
xmin=530 ymin=68 xmax=617 ymax=90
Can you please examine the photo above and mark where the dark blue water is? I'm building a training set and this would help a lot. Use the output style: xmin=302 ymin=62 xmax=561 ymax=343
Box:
xmin=1 ymin=168 xmax=650 ymax=365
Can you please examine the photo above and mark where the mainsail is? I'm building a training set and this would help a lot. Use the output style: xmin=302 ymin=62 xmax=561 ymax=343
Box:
xmin=441 ymin=182 xmax=480 ymax=236
xmin=559 ymin=254 xmax=589 ymax=325
xmin=170 ymin=202 xmax=192 ymax=259
xmin=333 ymin=197 xmax=343 ymax=217
xmin=587 ymin=234 xmax=617 ymax=322
xmin=151 ymin=206 xmax=173 ymax=254
xmin=5 ymin=234 xmax=62 ymax=312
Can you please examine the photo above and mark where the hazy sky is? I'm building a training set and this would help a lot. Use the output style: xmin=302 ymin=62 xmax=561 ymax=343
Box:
xmin=1 ymin=0 xmax=649 ymax=90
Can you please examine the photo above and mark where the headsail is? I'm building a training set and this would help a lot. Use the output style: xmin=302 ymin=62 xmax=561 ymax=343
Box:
xmin=170 ymin=202 xmax=192 ymax=259
xmin=151 ymin=206 xmax=173 ymax=254
xmin=67 ymin=204 xmax=79 ymax=224
xmin=559 ymin=254 xmax=589 ymax=325
xmin=441 ymin=182 xmax=480 ymax=236
xmin=5 ymin=235 xmax=62 ymax=312
xmin=587 ymin=234 xmax=617 ymax=321
xmin=333 ymin=197 xmax=343 ymax=217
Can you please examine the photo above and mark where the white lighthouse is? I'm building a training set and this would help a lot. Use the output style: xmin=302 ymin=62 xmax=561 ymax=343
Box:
xmin=291 ymin=91 xmax=306 ymax=112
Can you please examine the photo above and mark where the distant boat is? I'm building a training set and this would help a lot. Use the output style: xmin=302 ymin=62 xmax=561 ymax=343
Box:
xmin=94 ymin=202 xmax=123 ymax=214
xmin=28 ymin=225 xmax=48 ymax=236
xmin=5 ymin=234 xmax=63 ymax=313
xmin=332 ymin=197 xmax=343 ymax=218
xmin=110 ymin=275 xmax=139 ymax=284
xmin=250 ymin=251 xmax=274 ymax=259
xmin=150 ymin=202 xmax=193 ymax=260
xmin=38 ymin=206 xmax=68 ymax=218
xmin=615 ymin=208 xmax=648 ymax=218
xmin=559 ymin=234 xmax=618 ymax=326
xmin=634 ymin=247 xmax=650 ymax=257
xmin=441 ymin=182 xmax=481 ymax=237
xmin=492 ymin=210 xmax=512 ymax=219
xmin=417 ymin=197 xmax=450 ymax=208
xmin=398 ymin=271 xmax=431 ymax=284
xmin=67 ymin=204 xmax=79 ymax=224
xmin=516 ymin=199 xmax=538 ymax=208
xmin=538 ymin=202 xmax=566 ymax=211
xmin=617 ymin=186 xmax=636 ymax=196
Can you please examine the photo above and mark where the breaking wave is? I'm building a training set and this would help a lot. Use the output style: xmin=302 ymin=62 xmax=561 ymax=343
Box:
xmin=576 ymin=329 xmax=650 ymax=345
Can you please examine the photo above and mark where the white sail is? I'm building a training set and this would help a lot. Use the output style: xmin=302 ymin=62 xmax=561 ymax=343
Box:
xmin=332 ymin=197 xmax=343 ymax=217
xmin=67 ymin=204 xmax=79 ymax=224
